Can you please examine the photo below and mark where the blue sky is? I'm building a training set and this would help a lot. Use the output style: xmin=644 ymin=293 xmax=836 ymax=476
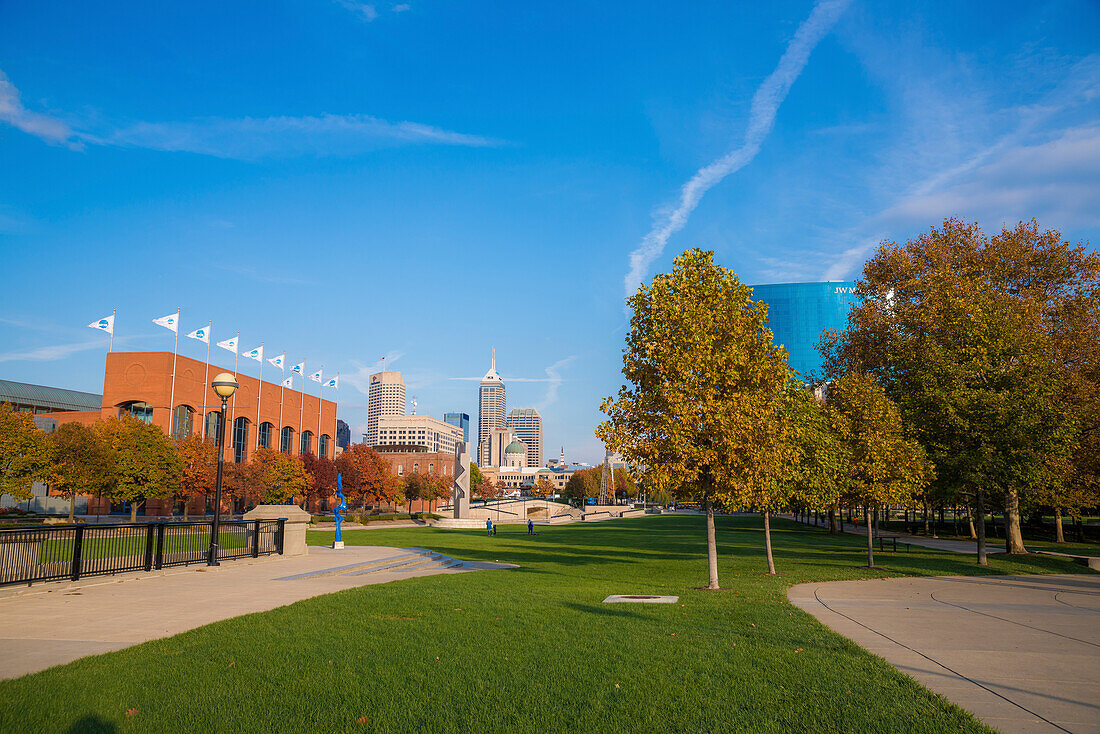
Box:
xmin=1 ymin=0 xmax=1098 ymax=463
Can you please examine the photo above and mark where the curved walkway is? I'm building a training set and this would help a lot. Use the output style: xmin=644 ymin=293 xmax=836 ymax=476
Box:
xmin=789 ymin=574 xmax=1100 ymax=734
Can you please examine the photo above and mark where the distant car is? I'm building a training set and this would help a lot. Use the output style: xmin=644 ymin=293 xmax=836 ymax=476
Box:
xmin=585 ymin=497 xmax=597 ymax=505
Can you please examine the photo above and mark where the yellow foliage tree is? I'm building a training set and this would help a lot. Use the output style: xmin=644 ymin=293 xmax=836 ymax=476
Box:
xmin=0 ymin=403 xmax=53 ymax=502
xmin=599 ymin=249 xmax=797 ymax=583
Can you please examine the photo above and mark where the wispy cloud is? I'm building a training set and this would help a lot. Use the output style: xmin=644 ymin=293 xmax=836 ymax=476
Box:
xmin=0 ymin=339 xmax=108 ymax=363
xmin=0 ymin=71 xmax=81 ymax=149
xmin=335 ymin=1 xmax=378 ymax=22
xmin=820 ymin=56 xmax=1100 ymax=280
xmin=392 ymin=4 xmax=411 ymax=12
xmin=0 ymin=70 xmax=501 ymax=159
xmin=535 ymin=356 xmax=576 ymax=410
xmin=344 ymin=351 xmax=405 ymax=395
xmin=623 ymin=0 xmax=851 ymax=297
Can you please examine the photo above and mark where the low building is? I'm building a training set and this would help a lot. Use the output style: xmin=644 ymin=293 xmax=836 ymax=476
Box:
xmin=373 ymin=415 xmax=463 ymax=456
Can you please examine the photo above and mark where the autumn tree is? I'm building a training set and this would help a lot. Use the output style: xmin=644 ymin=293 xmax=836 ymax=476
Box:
xmin=48 ymin=422 xmax=115 ymax=521
xmin=249 ymin=448 xmax=311 ymax=505
xmin=336 ymin=444 xmax=398 ymax=509
xmin=826 ymin=373 xmax=932 ymax=567
xmin=562 ymin=467 xmax=599 ymax=503
xmin=0 ymin=403 xmax=53 ymax=501
xmin=174 ymin=434 xmax=217 ymax=519
xmin=823 ymin=219 xmax=1099 ymax=557
xmin=779 ymin=387 xmax=848 ymax=535
xmin=470 ymin=463 xmax=484 ymax=489
xmin=532 ymin=475 xmax=554 ymax=499
xmin=301 ymin=451 xmax=337 ymax=510
xmin=599 ymin=249 xmax=796 ymax=584
xmin=95 ymin=417 xmax=182 ymax=522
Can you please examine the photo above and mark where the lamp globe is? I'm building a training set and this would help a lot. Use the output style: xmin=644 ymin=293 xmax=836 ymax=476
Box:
xmin=211 ymin=373 xmax=239 ymax=399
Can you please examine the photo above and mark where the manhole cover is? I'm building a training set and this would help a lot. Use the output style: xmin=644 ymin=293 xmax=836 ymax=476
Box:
xmin=603 ymin=594 xmax=679 ymax=604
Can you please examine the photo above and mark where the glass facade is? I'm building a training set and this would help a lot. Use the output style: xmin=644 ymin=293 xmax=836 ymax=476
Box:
xmin=119 ymin=401 xmax=153 ymax=423
xmin=444 ymin=412 xmax=470 ymax=443
xmin=258 ymin=422 xmax=273 ymax=449
xmin=749 ymin=281 xmax=858 ymax=381
xmin=318 ymin=434 xmax=329 ymax=459
xmin=233 ymin=417 xmax=249 ymax=463
xmin=206 ymin=411 xmax=223 ymax=444
xmin=280 ymin=426 xmax=293 ymax=453
xmin=172 ymin=405 xmax=193 ymax=438
xmin=300 ymin=430 xmax=313 ymax=456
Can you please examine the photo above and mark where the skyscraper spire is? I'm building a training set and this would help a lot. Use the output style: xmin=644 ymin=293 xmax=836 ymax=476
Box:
xmin=491 ymin=346 xmax=496 ymax=371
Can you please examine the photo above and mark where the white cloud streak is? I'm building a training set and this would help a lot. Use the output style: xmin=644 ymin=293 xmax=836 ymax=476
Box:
xmin=335 ymin=1 xmax=378 ymax=22
xmin=0 ymin=71 xmax=81 ymax=149
xmin=623 ymin=0 xmax=851 ymax=297
xmin=344 ymin=351 xmax=405 ymax=395
xmin=0 ymin=70 xmax=501 ymax=159
xmin=0 ymin=340 xmax=109 ymax=363
xmin=535 ymin=356 xmax=576 ymax=410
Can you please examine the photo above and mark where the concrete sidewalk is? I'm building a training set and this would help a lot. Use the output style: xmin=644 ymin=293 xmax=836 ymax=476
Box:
xmin=790 ymin=574 xmax=1100 ymax=734
xmin=788 ymin=514 xmax=1006 ymax=555
xmin=0 ymin=545 xmax=512 ymax=680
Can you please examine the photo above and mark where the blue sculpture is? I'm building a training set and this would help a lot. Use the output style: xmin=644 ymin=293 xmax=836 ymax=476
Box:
xmin=333 ymin=473 xmax=347 ymax=548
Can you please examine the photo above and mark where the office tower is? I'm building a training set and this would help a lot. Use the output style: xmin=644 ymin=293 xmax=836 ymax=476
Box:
xmin=375 ymin=415 xmax=464 ymax=456
xmin=365 ymin=371 xmax=406 ymax=446
xmin=488 ymin=427 xmax=521 ymax=468
xmin=477 ymin=351 xmax=505 ymax=466
xmin=505 ymin=408 xmax=542 ymax=468
xmin=443 ymin=412 xmax=470 ymax=444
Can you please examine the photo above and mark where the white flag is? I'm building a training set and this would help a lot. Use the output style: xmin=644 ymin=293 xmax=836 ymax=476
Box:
xmin=88 ymin=314 xmax=114 ymax=335
xmin=153 ymin=312 xmax=179 ymax=333
xmin=186 ymin=326 xmax=209 ymax=343
xmin=291 ymin=362 xmax=304 ymax=375
xmin=282 ymin=376 xmax=294 ymax=388
xmin=217 ymin=335 xmax=238 ymax=354
xmin=325 ymin=376 xmax=338 ymax=389
xmin=268 ymin=353 xmax=285 ymax=370
xmin=244 ymin=345 xmax=264 ymax=362
xmin=309 ymin=369 xmax=323 ymax=384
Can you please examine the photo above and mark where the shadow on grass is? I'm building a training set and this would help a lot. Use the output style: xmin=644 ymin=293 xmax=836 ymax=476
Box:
xmin=66 ymin=715 xmax=116 ymax=733
xmin=562 ymin=602 xmax=654 ymax=620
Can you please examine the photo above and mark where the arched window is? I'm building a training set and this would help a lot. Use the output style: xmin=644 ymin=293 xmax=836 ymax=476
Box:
xmin=413 ymin=463 xmax=419 ymax=473
xmin=258 ymin=422 xmax=273 ymax=449
xmin=280 ymin=426 xmax=294 ymax=454
xmin=233 ymin=418 xmax=250 ymax=463
xmin=205 ymin=412 xmax=223 ymax=443
xmin=119 ymin=401 xmax=153 ymax=423
xmin=318 ymin=434 xmax=330 ymax=459
xmin=300 ymin=430 xmax=313 ymax=456
xmin=428 ymin=463 xmax=434 ymax=473
xmin=172 ymin=405 xmax=194 ymax=438
xmin=397 ymin=464 xmax=404 ymax=476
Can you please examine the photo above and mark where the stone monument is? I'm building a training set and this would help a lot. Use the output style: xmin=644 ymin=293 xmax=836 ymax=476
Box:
xmin=453 ymin=441 xmax=471 ymax=519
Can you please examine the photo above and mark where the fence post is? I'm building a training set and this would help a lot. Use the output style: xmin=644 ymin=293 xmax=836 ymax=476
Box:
xmin=71 ymin=525 xmax=85 ymax=582
xmin=276 ymin=519 xmax=286 ymax=554
xmin=143 ymin=524 xmax=155 ymax=572
xmin=252 ymin=519 xmax=260 ymax=558
xmin=154 ymin=523 xmax=166 ymax=570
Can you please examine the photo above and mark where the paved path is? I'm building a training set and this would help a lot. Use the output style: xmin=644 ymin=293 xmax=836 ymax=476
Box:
xmin=788 ymin=514 xmax=1006 ymax=555
xmin=789 ymin=574 xmax=1100 ymax=734
xmin=0 ymin=545 xmax=511 ymax=680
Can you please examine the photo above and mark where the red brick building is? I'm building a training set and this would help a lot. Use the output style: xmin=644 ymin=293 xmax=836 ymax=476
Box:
xmin=34 ymin=351 xmax=337 ymax=517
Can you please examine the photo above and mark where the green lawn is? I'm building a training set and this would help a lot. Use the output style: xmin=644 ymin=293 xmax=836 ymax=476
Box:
xmin=0 ymin=515 xmax=1091 ymax=733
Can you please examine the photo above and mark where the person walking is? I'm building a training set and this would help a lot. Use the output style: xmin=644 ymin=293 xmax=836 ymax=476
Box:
xmin=527 ymin=518 xmax=534 ymax=535
xmin=486 ymin=517 xmax=493 ymax=537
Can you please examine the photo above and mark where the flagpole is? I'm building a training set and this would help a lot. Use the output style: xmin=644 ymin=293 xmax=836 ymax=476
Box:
xmin=168 ymin=307 xmax=180 ymax=437
xmin=230 ymin=331 xmax=239 ymax=435
xmin=298 ymin=368 xmax=305 ymax=455
xmin=317 ymin=364 xmax=324 ymax=457
xmin=278 ymin=359 xmax=285 ymax=451
xmin=256 ymin=342 xmax=264 ymax=449
xmin=201 ymin=321 xmax=211 ymax=440
xmin=333 ymin=372 xmax=340 ymax=456
xmin=109 ymin=309 xmax=115 ymax=352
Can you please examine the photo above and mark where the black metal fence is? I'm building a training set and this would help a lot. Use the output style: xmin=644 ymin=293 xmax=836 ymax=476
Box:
xmin=0 ymin=519 xmax=285 ymax=587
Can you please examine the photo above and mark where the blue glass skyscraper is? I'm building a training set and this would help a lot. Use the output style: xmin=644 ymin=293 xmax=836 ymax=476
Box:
xmin=748 ymin=282 xmax=858 ymax=381
xmin=444 ymin=412 xmax=470 ymax=443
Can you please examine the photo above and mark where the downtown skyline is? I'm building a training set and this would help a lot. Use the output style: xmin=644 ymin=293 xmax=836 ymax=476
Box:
xmin=2 ymin=1 xmax=1098 ymax=463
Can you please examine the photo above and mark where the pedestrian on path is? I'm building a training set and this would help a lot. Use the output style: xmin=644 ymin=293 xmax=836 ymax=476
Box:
xmin=486 ymin=518 xmax=493 ymax=537
xmin=527 ymin=519 xmax=534 ymax=535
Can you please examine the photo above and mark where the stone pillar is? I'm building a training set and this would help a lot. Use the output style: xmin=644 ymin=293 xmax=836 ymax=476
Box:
xmin=453 ymin=442 xmax=471 ymax=519
xmin=243 ymin=504 xmax=311 ymax=557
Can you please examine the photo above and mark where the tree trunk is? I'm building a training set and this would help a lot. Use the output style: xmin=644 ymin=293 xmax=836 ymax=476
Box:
xmin=965 ymin=502 xmax=976 ymax=540
xmin=923 ymin=500 xmax=930 ymax=536
xmin=865 ymin=507 xmax=875 ymax=568
xmin=703 ymin=485 xmax=720 ymax=589
xmin=828 ymin=506 xmax=838 ymax=534
xmin=130 ymin=502 xmax=139 ymax=523
xmin=763 ymin=509 xmax=776 ymax=575
xmin=1003 ymin=486 xmax=1027 ymax=554
xmin=182 ymin=499 xmax=189 ymax=521
xmin=1054 ymin=508 xmax=1065 ymax=544
xmin=68 ymin=494 xmax=76 ymax=523
xmin=1075 ymin=515 xmax=1085 ymax=543
xmin=952 ymin=505 xmax=959 ymax=536
xmin=976 ymin=489 xmax=988 ymax=566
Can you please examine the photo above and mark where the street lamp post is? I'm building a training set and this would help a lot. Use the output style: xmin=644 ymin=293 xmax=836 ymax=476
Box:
xmin=207 ymin=372 xmax=239 ymax=566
